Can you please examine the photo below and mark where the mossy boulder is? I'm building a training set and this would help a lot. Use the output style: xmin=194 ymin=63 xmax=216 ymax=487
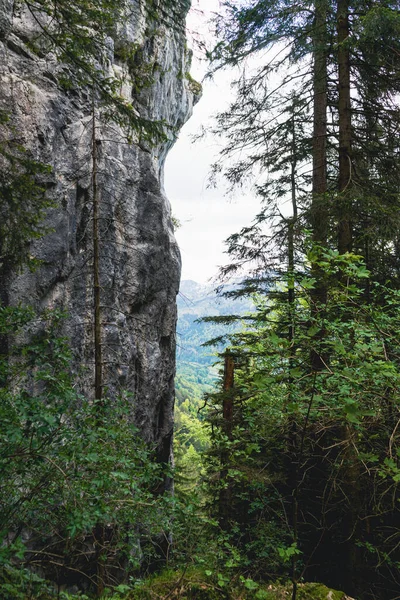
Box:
xmin=126 ymin=569 xmax=229 ymax=600
xmin=180 ymin=582 xmax=229 ymax=599
xmin=297 ymin=583 xmax=348 ymax=600
xmin=254 ymin=582 xmax=351 ymax=600
xmin=117 ymin=571 xmax=352 ymax=600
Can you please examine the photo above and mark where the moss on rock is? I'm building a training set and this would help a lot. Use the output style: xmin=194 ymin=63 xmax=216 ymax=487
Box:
xmin=126 ymin=572 xmax=350 ymax=600
xmin=297 ymin=582 xmax=347 ymax=600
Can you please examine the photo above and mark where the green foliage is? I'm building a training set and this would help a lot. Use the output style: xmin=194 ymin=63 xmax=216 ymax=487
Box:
xmin=15 ymin=0 xmax=167 ymax=143
xmin=207 ymin=0 xmax=400 ymax=295
xmin=4 ymin=0 xmax=400 ymax=596
xmin=0 ymin=1 xmax=192 ymax=594
xmin=0 ymin=307 xmax=170 ymax=595
xmin=174 ymin=366 xmax=212 ymax=499
xmin=203 ymin=2 xmax=400 ymax=595
xmin=175 ymin=281 xmax=254 ymax=500
xmin=17 ymin=0 xmax=123 ymax=81
xmin=99 ymin=568 xmax=346 ymax=600
xmin=277 ymin=543 xmax=301 ymax=565
xmin=115 ymin=41 xmax=163 ymax=98
xmin=204 ymin=249 xmax=400 ymax=592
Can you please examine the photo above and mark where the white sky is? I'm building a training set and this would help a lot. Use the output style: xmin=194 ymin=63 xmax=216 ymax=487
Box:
xmin=164 ymin=0 xmax=261 ymax=283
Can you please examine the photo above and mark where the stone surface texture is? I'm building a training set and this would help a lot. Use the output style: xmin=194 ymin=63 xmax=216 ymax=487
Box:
xmin=0 ymin=0 xmax=198 ymax=464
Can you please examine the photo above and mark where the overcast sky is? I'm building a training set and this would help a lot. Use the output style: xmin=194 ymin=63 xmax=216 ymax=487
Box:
xmin=164 ymin=0 xmax=261 ymax=284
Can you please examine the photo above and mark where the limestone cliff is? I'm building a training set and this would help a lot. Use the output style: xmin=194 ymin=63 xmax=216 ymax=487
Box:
xmin=0 ymin=0 xmax=198 ymax=465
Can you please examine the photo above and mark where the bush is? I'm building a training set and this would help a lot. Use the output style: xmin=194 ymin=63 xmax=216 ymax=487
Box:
xmin=0 ymin=307 xmax=168 ymax=595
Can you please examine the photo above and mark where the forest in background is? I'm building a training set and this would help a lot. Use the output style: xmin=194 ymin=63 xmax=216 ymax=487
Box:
xmin=1 ymin=0 xmax=400 ymax=599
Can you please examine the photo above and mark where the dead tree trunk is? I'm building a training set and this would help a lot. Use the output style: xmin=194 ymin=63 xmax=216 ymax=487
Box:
xmin=92 ymin=100 xmax=103 ymax=403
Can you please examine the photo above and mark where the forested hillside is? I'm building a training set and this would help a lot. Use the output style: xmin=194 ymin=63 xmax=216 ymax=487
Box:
xmin=175 ymin=279 xmax=253 ymax=446
xmin=176 ymin=279 xmax=254 ymax=388
xmin=174 ymin=280 xmax=253 ymax=494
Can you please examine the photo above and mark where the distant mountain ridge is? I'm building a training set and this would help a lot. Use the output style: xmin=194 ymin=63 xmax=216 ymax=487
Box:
xmin=174 ymin=282 xmax=254 ymax=478
xmin=177 ymin=280 xmax=253 ymax=360
xmin=176 ymin=280 xmax=253 ymax=395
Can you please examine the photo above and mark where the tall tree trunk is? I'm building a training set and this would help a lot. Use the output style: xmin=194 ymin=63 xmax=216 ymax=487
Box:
xmin=91 ymin=96 xmax=106 ymax=595
xmin=288 ymin=108 xmax=298 ymax=356
xmin=92 ymin=100 xmax=103 ymax=403
xmin=337 ymin=7 xmax=361 ymax=589
xmin=312 ymin=0 xmax=328 ymax=235
xmin=289 ymin=109 xmax=299 ymax=600
xmin=310 ymin=0 xmax=328 ymax=372
xmin=337 ymin=0 xmax=352 ymax=254
xmin=0 ymin=266 xmax=10 ymax=387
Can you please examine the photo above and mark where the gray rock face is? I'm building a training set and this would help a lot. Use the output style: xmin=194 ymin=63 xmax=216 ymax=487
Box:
xmin=0 ymin=0 xmax=13 ymax=38
xmin=0 ymin=0 xmax=199 ymax=465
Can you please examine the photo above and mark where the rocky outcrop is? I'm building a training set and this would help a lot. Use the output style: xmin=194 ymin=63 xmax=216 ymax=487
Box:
xmin=0 ymin=0 xmax=199 ymax=465
xmin=0 ymin=0 xmax=13 ymax=38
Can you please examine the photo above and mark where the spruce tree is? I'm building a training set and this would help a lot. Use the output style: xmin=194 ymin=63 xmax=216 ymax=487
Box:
xmin=204 ymin=1 xmax=400 ymax=597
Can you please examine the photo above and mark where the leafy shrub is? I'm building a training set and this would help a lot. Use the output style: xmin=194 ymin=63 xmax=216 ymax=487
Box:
xmin=0 ymin=307 xmax=169 ymax=595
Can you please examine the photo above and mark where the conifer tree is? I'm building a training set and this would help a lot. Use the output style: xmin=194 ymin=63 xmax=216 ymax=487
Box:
xmin=204 ymin=1 xmax=400 ymax=597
